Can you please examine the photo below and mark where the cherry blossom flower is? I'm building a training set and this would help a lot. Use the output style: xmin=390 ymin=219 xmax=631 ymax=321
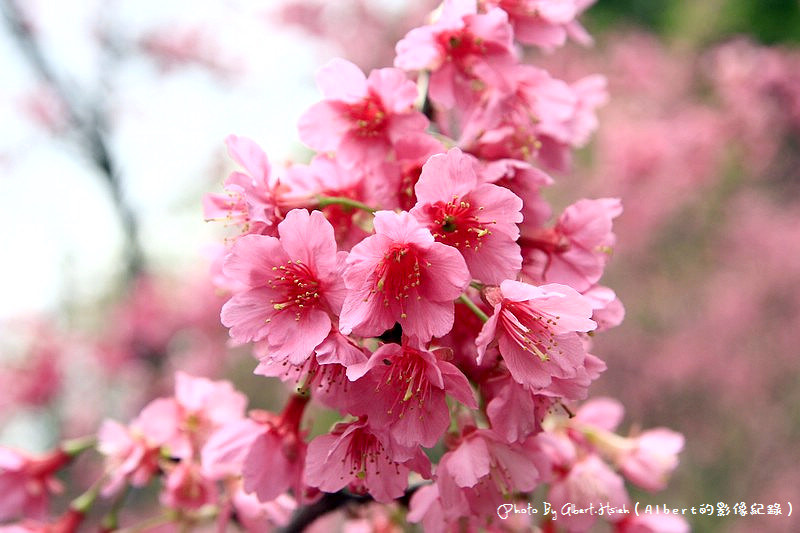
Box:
xmin=201 ymin=418 xmax=263 ymax=481
xmin=547 ymin=455 xmax=630 ymax=531
xmin=618 ymin=429 xmax=685 ymax=491
xmin=387 ymin=134 xmax=447 ymax=211
xmin=221 ymin=209 xmax=346 ymax=363
xmin=0 ymin=447 xmax=69 ymax=521
xmin=340 ymin=210 xmax=470 ymax=341
xmin=241 ymin=398 xmax=309 ymax=503
xmin=254 ymin=348 xmax=363 ymax=412
xmin=583 ymin=284 xmax=626 ymax=332
xmin=203 ymin=135 xmax=310 ymax=237
xmin=462 ymin=64 xmax=606 ymax=171
xmin=169 ymin=372 xmax=248 ymax=457
xmin=347 ymin=340 xmax=476 ymax=447
xmin=477 ymin=280 xmax=596 ymax=388
xmin=434 ymin=428 xmax=543 ymax=521
xmin=522 ymin=198 xmax=622 ymax=292
xmin=97 ymin=397 xmax=180 ymax=496
xmin=232 ymin=489 xmax=296 ymax=532
xmin=481 ymin=367 xmax=604 ymax=444
xmin=480 ymin=158 xmax=553 ymax=231
xmin=395 ymin=0 xmax=517 ymax=108
xmin=410 ymin=148 xmax=523 ymax=283
xmin=304 ymin=418 xmax=430 ymax=503
xmin=160 ymin=461 xmax=218 ymax=511
xmin=482 ymin=0 xmax=596 ymax=49
xmin=298 ymin=58 xmax=429 ymax=168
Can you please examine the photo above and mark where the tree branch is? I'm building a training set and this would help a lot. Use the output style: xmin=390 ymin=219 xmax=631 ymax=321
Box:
xmin=1 ymin=0 xmax=144 ymax=278
xmin=279 ymin=485 xmax=422 ymax=533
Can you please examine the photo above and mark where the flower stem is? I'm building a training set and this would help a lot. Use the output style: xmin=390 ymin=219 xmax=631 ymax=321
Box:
xmin=458 ymin=293 xmax=488 ymax=323
xmin=316 ymin=195 xmax=376 ymax=213
xmin=61 ymin=435 xmax=97 ymax=456
xmin=100 ymin=485 xmax=130 ymax=532
xmin=70 ymin=482 xmax=100 ymax=514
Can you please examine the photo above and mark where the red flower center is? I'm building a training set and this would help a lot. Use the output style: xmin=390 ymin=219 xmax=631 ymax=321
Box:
xmin=267 ymin=260 xmax=321 ymax=320
xmin=376 ymin=349 xmax=433 ymax=418
xmin=348 ymin=96 xmax=387 ymax=137
xmin=438 ymin=30 xmax=487 ymax=69
xmin=425 ymin=196 xmax=492 ymax=250
xmin=372 ymin=244 xmax=426 ymax=318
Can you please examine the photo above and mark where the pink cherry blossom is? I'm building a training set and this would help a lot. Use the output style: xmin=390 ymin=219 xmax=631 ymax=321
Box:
xmin=480 ymin=158 xmax=553 ymax=231
xmin=297 ymin=58 xmax=429 ymax=168
xmin=0 ymin=510 xmax=83 ymax=533
xmin=254 ymin=329 xmax=367 ymax=410
xmin=583 ymin=284 xmax=626 ymax=331
xmin=202 ymin=395 xmax=309 ymax=504
xmin=410 ymin=148 xmax=523 ymax=284
xmin=462 ymin=64 xmax=606 ymax=172
xmin=221 ymin=208 xmax=346 ymax=363
xmin=434 ymin=428 xmax=543 ymax=521
xmin=340 ymin=210 xmax=470 ymax=341
xmin=476 ymin=280 xmax=596 ymax=388
xmin=0 ymin=447 xmax=69 ymax=521
xmin=395 ymin=0 xmax=516 ymax=108
xmin=203 ymin=135 xmax=310 ymax=237
xmin=347 ymin=341 xmax=476 ymax=447
xmin=522 ymin=198 xmax=622 ymax=292
xmin=461 ymin=65 xmax=575 ymax=162
xmin=547 ymin=454 xmax=630 ymax=531
xmin=232 ymin=489 xmax=295 ymax=531
xmin=201 ymin=418 xmax=262 ymax=481
xmin=160 ymin=461 xmax=218 ymax=511
xmin=304 ymin=418 xmax=430 ymax=503
xmin=169 ymin=372 xmax=248 ymax=457
xmin=618 ymin=429 xmax=685 ymax=491
xmin=241 ymin=397 xmax=309 ymax=503
xmin=483 ymin=0 xmax=596 ymax=49
xmin=285 ymin=154 xmax=382 ymax=250
xmin=387 ymin=134 xmax=447 ymax=211
xmin=482 ymin=368 xmax=602 ymax=444
xmin=482 ymin=374 xmax=551 ymax=442
xmin=574 ymin=396 xmax=625 ymax=432
xmin=97 ymin=397 xmax=181 ymax=496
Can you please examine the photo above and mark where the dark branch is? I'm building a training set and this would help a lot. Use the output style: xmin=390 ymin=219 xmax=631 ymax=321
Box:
xmin=279 ymin=491 xmax=371 ymax=533
xmin=1 ymin=0 xmax=144 ymax=278
xmin=279 ymin=485 xmax=423 ymax=533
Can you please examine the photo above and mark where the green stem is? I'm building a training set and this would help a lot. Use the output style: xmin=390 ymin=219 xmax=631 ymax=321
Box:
xmin=61 ymin=435 xmax=97 ymax=456
xmin=101 ymin=485 xmax=130 ymax=531
xmin=458 ymin=293 xmax=488 ymax=323
xmin=70 ymin=481 xmax=101 ymax=515
xmin=316 ymin=195 xmax=376 ymax=213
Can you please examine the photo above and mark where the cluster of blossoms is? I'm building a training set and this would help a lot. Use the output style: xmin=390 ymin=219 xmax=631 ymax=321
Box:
xmin=0 ymin=1 xmax=685 ymax=532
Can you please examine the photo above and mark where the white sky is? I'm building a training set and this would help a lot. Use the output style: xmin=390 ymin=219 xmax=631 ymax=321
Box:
xmin=0 ymin=0 xmax=338 ymax=320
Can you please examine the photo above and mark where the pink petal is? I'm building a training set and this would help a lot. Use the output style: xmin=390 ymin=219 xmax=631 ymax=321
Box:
xmin=221 ymin=288 xmax=277 ymax=343
xmin=226 ymin=135 xmax=270 ymax=181
xmin=276 ymin=209 xmax=338 ymax=275
xmin=297 ymin=101 xmax=351 ymax=152
xmin=316 ymin=58 xmax=367 ymax=103
xmin=223 ymin=234 xmax=287 ymax=287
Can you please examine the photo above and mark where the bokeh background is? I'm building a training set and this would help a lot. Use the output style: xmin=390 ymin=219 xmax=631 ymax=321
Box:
xmin=1 ymin=1 xmax=799 ymax=531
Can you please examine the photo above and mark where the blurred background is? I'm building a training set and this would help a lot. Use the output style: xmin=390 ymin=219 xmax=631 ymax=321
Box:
xmin=1 ymin=1 xmax=799 ymax=531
